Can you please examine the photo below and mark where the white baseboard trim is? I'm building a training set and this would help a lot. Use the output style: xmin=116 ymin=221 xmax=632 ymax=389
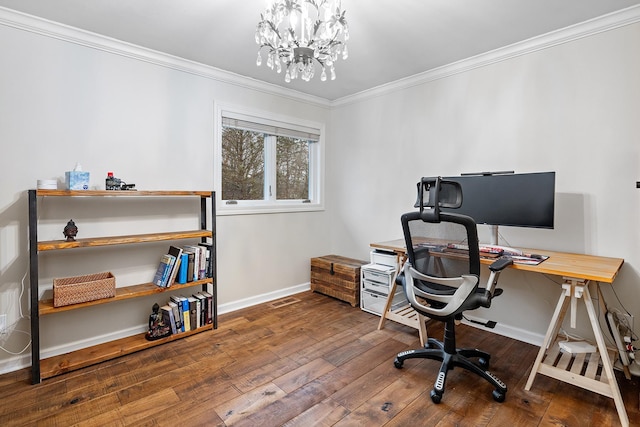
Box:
xmin=0 ymin=283 xmax=313 ymax=376
xmin=218 ymin=283 xmax=311 ymax=315
xmin=462 ymin=315 xmax=545 ymax=347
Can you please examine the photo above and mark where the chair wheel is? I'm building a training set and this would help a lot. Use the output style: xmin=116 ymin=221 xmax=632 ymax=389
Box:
xmin=394 ymin=358 xmax=403 ymax=369
xmin=478 ymin=357 xmax=489 ymax=369
xmin=492 ymin=389 xmax=505 ymax=402
xmin=430 ymin=389 xmax=442 ymax=404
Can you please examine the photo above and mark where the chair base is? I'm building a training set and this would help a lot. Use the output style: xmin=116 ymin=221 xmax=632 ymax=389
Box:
xmin=394 ymin=337 xmax=507 ymax=403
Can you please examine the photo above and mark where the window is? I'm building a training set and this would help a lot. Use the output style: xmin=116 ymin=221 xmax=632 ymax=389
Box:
xmin=215 ymin=105 xmax=323 ymax=214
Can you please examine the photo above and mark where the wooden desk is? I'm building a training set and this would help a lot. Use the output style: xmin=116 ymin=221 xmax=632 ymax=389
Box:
xmin=371 ymin=239 xmax=628 ymax=426
xmin=371 ymin=239 xmax=623 ymax=283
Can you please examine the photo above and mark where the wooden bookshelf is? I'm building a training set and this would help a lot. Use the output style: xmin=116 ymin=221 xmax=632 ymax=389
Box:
xmin=28 ymin=190 xmax=217 ymax=384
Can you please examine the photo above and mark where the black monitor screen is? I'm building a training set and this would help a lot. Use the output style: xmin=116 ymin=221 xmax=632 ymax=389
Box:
xmin=435 ymin=172 xmax=555 ymax=229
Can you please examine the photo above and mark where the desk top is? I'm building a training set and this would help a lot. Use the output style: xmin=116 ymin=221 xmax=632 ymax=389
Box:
xmin=370 ymin=239 xmax=624 ymax=284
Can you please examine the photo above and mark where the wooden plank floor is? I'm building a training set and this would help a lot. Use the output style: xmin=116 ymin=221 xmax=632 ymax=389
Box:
xmin=1 ymin=290 xmax=639 ymax=426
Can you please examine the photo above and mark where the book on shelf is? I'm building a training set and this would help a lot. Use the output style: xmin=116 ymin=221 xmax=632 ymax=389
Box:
xmin=199 ymin=291 xmax=213 ymax=325
xmin=182 ymin=249 xmax=196 ymax=282
xmin=199 ymin=249 xmax=206 ymax=280
xmin=170 ymin=295 xmax=188 ymax=332
xmin=167 ymin=300 xmax=183 ymax=333
xmin=198 ymin=242 xmax=214 ymax=278
xmin=176 ymin=296 xmax=190 ymax=331
xmin=165 ymin=245 xmax=183 ymax=287
xmin=177 ymin=253 xmax=189 ymax=284
xmin=152 ymin=254 xmax=175 ymax=287
xmin=193 ymin=293 xmax=206 ymax=327
xmin=183 ymin=245 xmax=202 ymax=281
xmin=160 ymin=305 xmax=177 ymax=335
xmin=188 ymin=296 xmax=198 ymax=330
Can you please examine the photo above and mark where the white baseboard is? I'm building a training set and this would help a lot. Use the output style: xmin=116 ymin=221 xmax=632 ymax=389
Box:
xmin=462 ymin=315 xmax=545 ymax=347
xmin=218 ymin=283 xmax=311 ymax=315
xmin=0 ymin=325 xmax=149 ymax=376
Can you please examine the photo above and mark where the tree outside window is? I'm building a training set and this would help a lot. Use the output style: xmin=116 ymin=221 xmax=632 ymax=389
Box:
xmin=276 ymin=136 xmax=309 ymax=200
xmin=221 ymin=128 xmax=264 ymax=201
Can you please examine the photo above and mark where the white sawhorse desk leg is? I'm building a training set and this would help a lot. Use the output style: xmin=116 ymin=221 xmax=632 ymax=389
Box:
xmin=376 ymin=254 xmax=427 ymax=347
xmin=525 ymin=278 xmax=629 ymax=427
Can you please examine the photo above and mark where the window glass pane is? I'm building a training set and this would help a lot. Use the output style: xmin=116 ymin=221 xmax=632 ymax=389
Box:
xmin=221 ymin=127 xmax=264 ymax=200
xmin=217 ymin=105 xmax=323 ymax=212
xmin=276 ymin=136 xmax=309 ymax=200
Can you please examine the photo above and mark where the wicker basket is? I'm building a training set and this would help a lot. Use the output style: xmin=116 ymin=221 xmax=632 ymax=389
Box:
xmin=53 ymin=272 xmax=116 ymax=307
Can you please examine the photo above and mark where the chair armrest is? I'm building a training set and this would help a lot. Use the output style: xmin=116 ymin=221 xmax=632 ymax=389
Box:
xmin=478 ymin=258 xmax=513 ymax=308
xmin=489 ymin=257 xmax=513 ymax=272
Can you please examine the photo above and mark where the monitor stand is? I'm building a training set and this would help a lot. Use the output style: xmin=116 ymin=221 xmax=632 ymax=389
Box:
xmin=488 ymin=225 xmax=499 ymax=246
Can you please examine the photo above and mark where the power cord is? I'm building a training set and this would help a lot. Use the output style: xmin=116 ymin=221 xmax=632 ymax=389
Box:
xmin=0 ymin=197 xmax=41 ymax=355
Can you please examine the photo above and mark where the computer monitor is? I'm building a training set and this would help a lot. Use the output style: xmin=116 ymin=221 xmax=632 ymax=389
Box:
xmin=415 ymin=171 xmax=555 ymax=244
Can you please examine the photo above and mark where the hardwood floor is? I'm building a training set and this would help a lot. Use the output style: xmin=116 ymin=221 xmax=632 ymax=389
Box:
xmin=1 ymin=290 xmax=639 ymax=426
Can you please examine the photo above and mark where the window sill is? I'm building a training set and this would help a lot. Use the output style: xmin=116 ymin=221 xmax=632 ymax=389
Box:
xmin=217 ymin=203 xmax=324 ymax=216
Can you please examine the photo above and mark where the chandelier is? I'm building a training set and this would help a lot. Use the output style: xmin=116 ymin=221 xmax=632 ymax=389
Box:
xmin=255 ymin=0 xmax=349 ymax=82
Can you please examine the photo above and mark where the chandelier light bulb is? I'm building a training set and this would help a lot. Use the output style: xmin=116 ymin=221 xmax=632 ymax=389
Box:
xmin=255 ymin=0 xmax=349 ymax=83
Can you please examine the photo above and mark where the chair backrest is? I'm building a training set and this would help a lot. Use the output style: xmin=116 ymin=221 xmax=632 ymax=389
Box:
xmin=400 ymin=177 xmax=483 ymax=320
xmin=401 ymin=210 xmax=480 ymax=279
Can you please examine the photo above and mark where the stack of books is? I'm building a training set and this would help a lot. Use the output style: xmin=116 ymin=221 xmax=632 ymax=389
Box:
xmin=158 ymin=291 xmax=214 ymax=335
xmin=152 ymin=243 xmax=214 ymax=288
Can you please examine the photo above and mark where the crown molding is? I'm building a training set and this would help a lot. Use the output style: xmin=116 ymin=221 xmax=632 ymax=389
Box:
xmin=0 ymin=6 xmax=331 ymax=108
xmin=332 ymin=4 xmax=640 ymax=107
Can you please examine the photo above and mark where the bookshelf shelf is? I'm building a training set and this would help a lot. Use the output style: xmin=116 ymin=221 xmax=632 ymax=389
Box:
xmin=35 ymin=189 xmax=211 ymax=197
xmin=38 ymin=279 xmax=213 ymax=315
xmin=39 ymin=325 xmax=213 ymax=380
xmin=37 ymin=230 xmax=212 ymax=251
xmin=28 ymin=190 xmax=217 ymax=384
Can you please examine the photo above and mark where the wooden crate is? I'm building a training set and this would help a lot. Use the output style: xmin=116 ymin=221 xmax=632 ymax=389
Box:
xmin=310 ymin=255 xmax=368 ymax=307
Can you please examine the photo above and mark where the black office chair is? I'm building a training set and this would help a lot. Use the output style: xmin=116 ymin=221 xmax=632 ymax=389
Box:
xmin=394 ymin=177 xmax=512 ymax=403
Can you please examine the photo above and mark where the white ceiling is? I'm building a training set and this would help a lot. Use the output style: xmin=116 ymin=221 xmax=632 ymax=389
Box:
xmin=1 ymin=0 xmax=639 ymax=101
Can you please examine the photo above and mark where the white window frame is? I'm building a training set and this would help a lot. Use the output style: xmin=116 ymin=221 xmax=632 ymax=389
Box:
xmin=214 ymin=102 xmax=325 ymax=215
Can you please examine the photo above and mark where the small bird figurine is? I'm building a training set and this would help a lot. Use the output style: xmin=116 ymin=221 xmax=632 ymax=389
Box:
xmin=63 ymin=219 xmax=78 ymax=241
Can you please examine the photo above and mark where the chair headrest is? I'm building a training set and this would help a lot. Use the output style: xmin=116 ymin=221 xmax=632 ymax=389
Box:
xmin=414 ymin=177 xmax=463 ymax=222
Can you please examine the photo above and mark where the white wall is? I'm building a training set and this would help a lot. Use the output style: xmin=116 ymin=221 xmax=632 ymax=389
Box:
xmin=327 ymin=21 xmax=640 ymax=344
xmin=0 ymin=14 xmax=332 ymax=373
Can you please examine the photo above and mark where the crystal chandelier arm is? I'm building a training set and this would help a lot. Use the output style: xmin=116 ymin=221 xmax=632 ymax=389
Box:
xmin=255 ymin=0 xmax=348 ymax=82
xmin=266 ymin=20 xmax=283 ymax=40
xmin=287 ymin=28 xmax=300 ymax=47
